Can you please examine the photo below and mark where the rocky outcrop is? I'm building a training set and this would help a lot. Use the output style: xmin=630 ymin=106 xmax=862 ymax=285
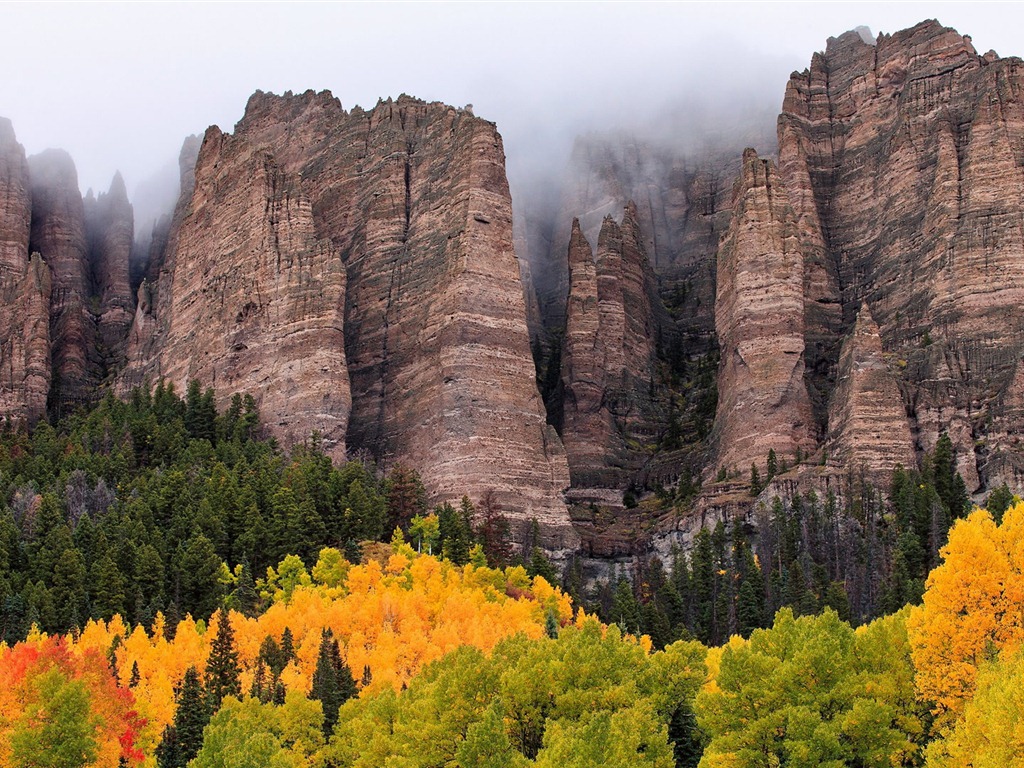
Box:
xmin=527 ymin=134 xmax=740 ymax=339
xmin=713 ymin=149 xmax=816 ymax=477
xmin=0 ymin=119 xmax=31 ymax=283
xmin=28 ymin=149 xmax=96 ymax=415
xmin=826 ymin=302 xmax=916 ymax=483
xmin=559 ymin=204 xmax=663 ymax=486
xmin=84 ymin=172 xmax=134 ymax=374
xmin=779 ymin=20 xmax=1024 ymax=491
xmin=122 ymin=91 xmax=576 ymax=547
xmin=123 ymin=125 xmax=351 ymax=458
xmin=0 ymin=119 xmax=51 ymax=424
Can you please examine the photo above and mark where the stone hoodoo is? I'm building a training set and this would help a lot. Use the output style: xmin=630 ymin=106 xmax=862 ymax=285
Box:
xmin=826 ymin=302 xmax=916 ymax=483
xmin=122 ymin=91 xmax=576 ymax=547
xmin=529 ymin=134 xmax=743 ymax=340
xmin=713 ymin=149 xmax=816 ymax=477
xmin=779 ymin=20 xmax=1024 ymax=490
xmin=28 ymin=149 xmax=95 ymax=415
xmin=559 ymin=204 xmax=662 ymax=486
xmin=84 ymin=172 xmax=134 ymax=373
xmin=0 ymin=119 xmax=50 ymax=425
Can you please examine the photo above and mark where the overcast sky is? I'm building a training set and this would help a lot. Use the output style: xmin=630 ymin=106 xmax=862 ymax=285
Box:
xmin=2 ymin=1 xmax=1020 ymax=224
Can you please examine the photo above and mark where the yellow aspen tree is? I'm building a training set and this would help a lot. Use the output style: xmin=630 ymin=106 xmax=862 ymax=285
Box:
xmin=907 ymin=503 xmax=1024 ymax=730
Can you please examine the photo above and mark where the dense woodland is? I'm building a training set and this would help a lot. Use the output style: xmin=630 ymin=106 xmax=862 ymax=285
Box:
xmin=0 ymin=387 xmax=1022 ymax=767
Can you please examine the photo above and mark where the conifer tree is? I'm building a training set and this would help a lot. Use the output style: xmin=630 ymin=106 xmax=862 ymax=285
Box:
xmin=157 ymin=666 xmax=208 ymax=768
xmin=205 ymin=610 xmax=241 ymax=711
xmin=309 ymin=629 xmax=356 ymax=737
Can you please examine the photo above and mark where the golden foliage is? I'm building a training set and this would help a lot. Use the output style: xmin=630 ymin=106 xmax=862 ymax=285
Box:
xmin=907 ymin=503 xmax=1024 ymax=730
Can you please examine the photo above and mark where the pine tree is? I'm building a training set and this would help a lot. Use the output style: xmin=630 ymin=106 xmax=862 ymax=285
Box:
xmin=309 ymin=629 xmax=355 ymax=737
xmin=157 ymin=666 xmax=208 ymax=768
xmin=204 ymin=610 xmax=241 ymax=711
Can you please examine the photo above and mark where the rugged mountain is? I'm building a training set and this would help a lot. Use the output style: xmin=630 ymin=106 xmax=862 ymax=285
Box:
xmin=712 ymin=149 xmax=816 ymax=477
xmin=84 ymin=172 xmax=134 ymax=373
xmin=559 ymin=204 xmax=663 ymax=486
xmin=122 ymin=91 xmax=576 ymax=548
xmin=0 ymin=119 xmax=50 ymax=425
xmin=526 ymin=134 xmax=742 ymax=340
xmin=28 ymin=149 xmax=97 ymax=415
xmin=825 ymin=302 xmax=916 ymax=484
xmin=779 ymin=19 xmax=1024 ymax=491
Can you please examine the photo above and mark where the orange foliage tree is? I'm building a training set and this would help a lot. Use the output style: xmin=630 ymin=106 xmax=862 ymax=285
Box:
xmin=0 ymin=633 xmax=145 ymax=766
xmin=907 ymin=502 xmax=1024 ymax=729
xmin=62 ymin=547 xmax=573 ymax=746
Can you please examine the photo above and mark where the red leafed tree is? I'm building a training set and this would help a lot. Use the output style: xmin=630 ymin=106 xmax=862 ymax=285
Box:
xmin=0 ymin=635 xmax=146 ymax=766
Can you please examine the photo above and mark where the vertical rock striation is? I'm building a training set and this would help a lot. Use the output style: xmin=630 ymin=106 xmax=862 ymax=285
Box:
xmin=559 ymin=204 xmax=662 ymax=486
xmin=713 ymin=149 xmax=815 ymax=476
xmin=779 ymin=20 xmax=1024 ymax=490
xmin=84 ymin=172 xmax=134 ymax=375
xmin=122 ymin=91 xmax=576 ymax=546
xmin=0 ymin=119 xmax=50 ymax=424
xmin=28 ymin=149 xmax=96 ymax=415
xmin=826 ymin=302 xmax=916 ymax=483
xmin=123 ymin=125 xmax=350 ymax=459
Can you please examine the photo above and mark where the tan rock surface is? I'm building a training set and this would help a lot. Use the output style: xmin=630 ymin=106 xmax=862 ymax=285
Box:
xmin=122 ymin=91 xmax=576 ymax=547
xmin=826 ymin=302 xmax=916 ymax=483
xmin=0 ymin=124 xmax=51 ymax=425
xmin=713 ymin=149 xmax=816 ymax=476
xmin=779 ymin=20 xmax=1024 ymax=490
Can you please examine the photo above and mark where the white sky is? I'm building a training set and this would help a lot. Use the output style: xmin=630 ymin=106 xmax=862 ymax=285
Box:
xmin=2 ymin=1 xmax=1021 ymax=215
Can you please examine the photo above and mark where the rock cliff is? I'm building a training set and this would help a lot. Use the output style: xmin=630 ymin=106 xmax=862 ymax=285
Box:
xmin=84 ymin=172 xmax=134 ymax=374
xmin=825 ymin=302 xmax=916 ymax=483
xmin=28 ymin=149 xmax=96 ymax=415
xmin=0 ymin=120 xmax=51 ymax=424
xmin=712 ymin=149 xmax=816 ymax=477
xmin=779 ymin=19 xmax=1024 ymax=492
xmin=559 ymin=204 xmax=662 ymax=486
xmin=122 ymin=91 xmax=576 ymax=547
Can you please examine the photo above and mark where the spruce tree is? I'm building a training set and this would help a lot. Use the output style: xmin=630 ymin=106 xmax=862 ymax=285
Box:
xmin=310 ymin=629 xmax=356 ymax=737
xmin=156 ymin=666 xmax=208 ymax=768
xmin=205 ymin=610 xmax=241 ymax=710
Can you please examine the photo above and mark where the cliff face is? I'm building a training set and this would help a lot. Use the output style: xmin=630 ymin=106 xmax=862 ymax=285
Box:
xmin=559 ymin=204 xmax=662 ymax=486
xmin=0 ymin=119 xmax=50 ymax=424
xmin=28 ymin=149 xmax=96 ymax=414
xmin=122 ymin=91 xmax=576 ymax=546
xmin=527 ymin=135 xmax=740 ymax=339
xmin=122 ymin=124 xmax=351 ymax=458
xmin=713 ymin=150 xmax=816 ymax=476
xmin=779 ymin=20 xmax=1024 ymax=490
xmin=84 ymin=172 xmax=134 ymax=374
xmin=826 ymin=303 xmax=916 ymax=483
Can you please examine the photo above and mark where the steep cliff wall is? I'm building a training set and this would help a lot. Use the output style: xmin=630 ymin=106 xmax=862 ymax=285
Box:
xmin=559 ymin=204 xmax=662 ymax=486
xmin=826 ymin=302 xmax=916 ymax=483
xmin=779 ymin=20 xmax=1024 ymax=490
xmin=28 ymin=149 xmax=96 ymax=415
xmin=0 ymin=119 xmax=51 ymax=424
xmin=84 ymin=172 xmax=134 ymax=374
xmin=713 ymin=149 xmax=816 ymax=476
xmin=122 ymin=91 xmax=576 ymax=547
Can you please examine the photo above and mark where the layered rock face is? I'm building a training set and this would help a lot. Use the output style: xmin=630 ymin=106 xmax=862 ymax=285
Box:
xmin=122 ymin=125 xmax=350 ymax=458
xmin=779 ymin=20 xmax=1024 ymax=490
xmin=559 ymin=204 xmax=662 ymax=486
xmin=825 ymin=303 xmax=916 ymax=483
xmin=527 ymin=134 xmax=741 ymax=339
xmin=123 ymin=91 xmax=576 ymax=547
xmin=713 ymin=150 xmax=816 ymax=476
xmin=0 ymin=119 xmax=50 ymax=424
xmin=28 ymin=149 xmax=96 ymax=414
xmin=84 ymin=172 xmax=134 ymax=373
